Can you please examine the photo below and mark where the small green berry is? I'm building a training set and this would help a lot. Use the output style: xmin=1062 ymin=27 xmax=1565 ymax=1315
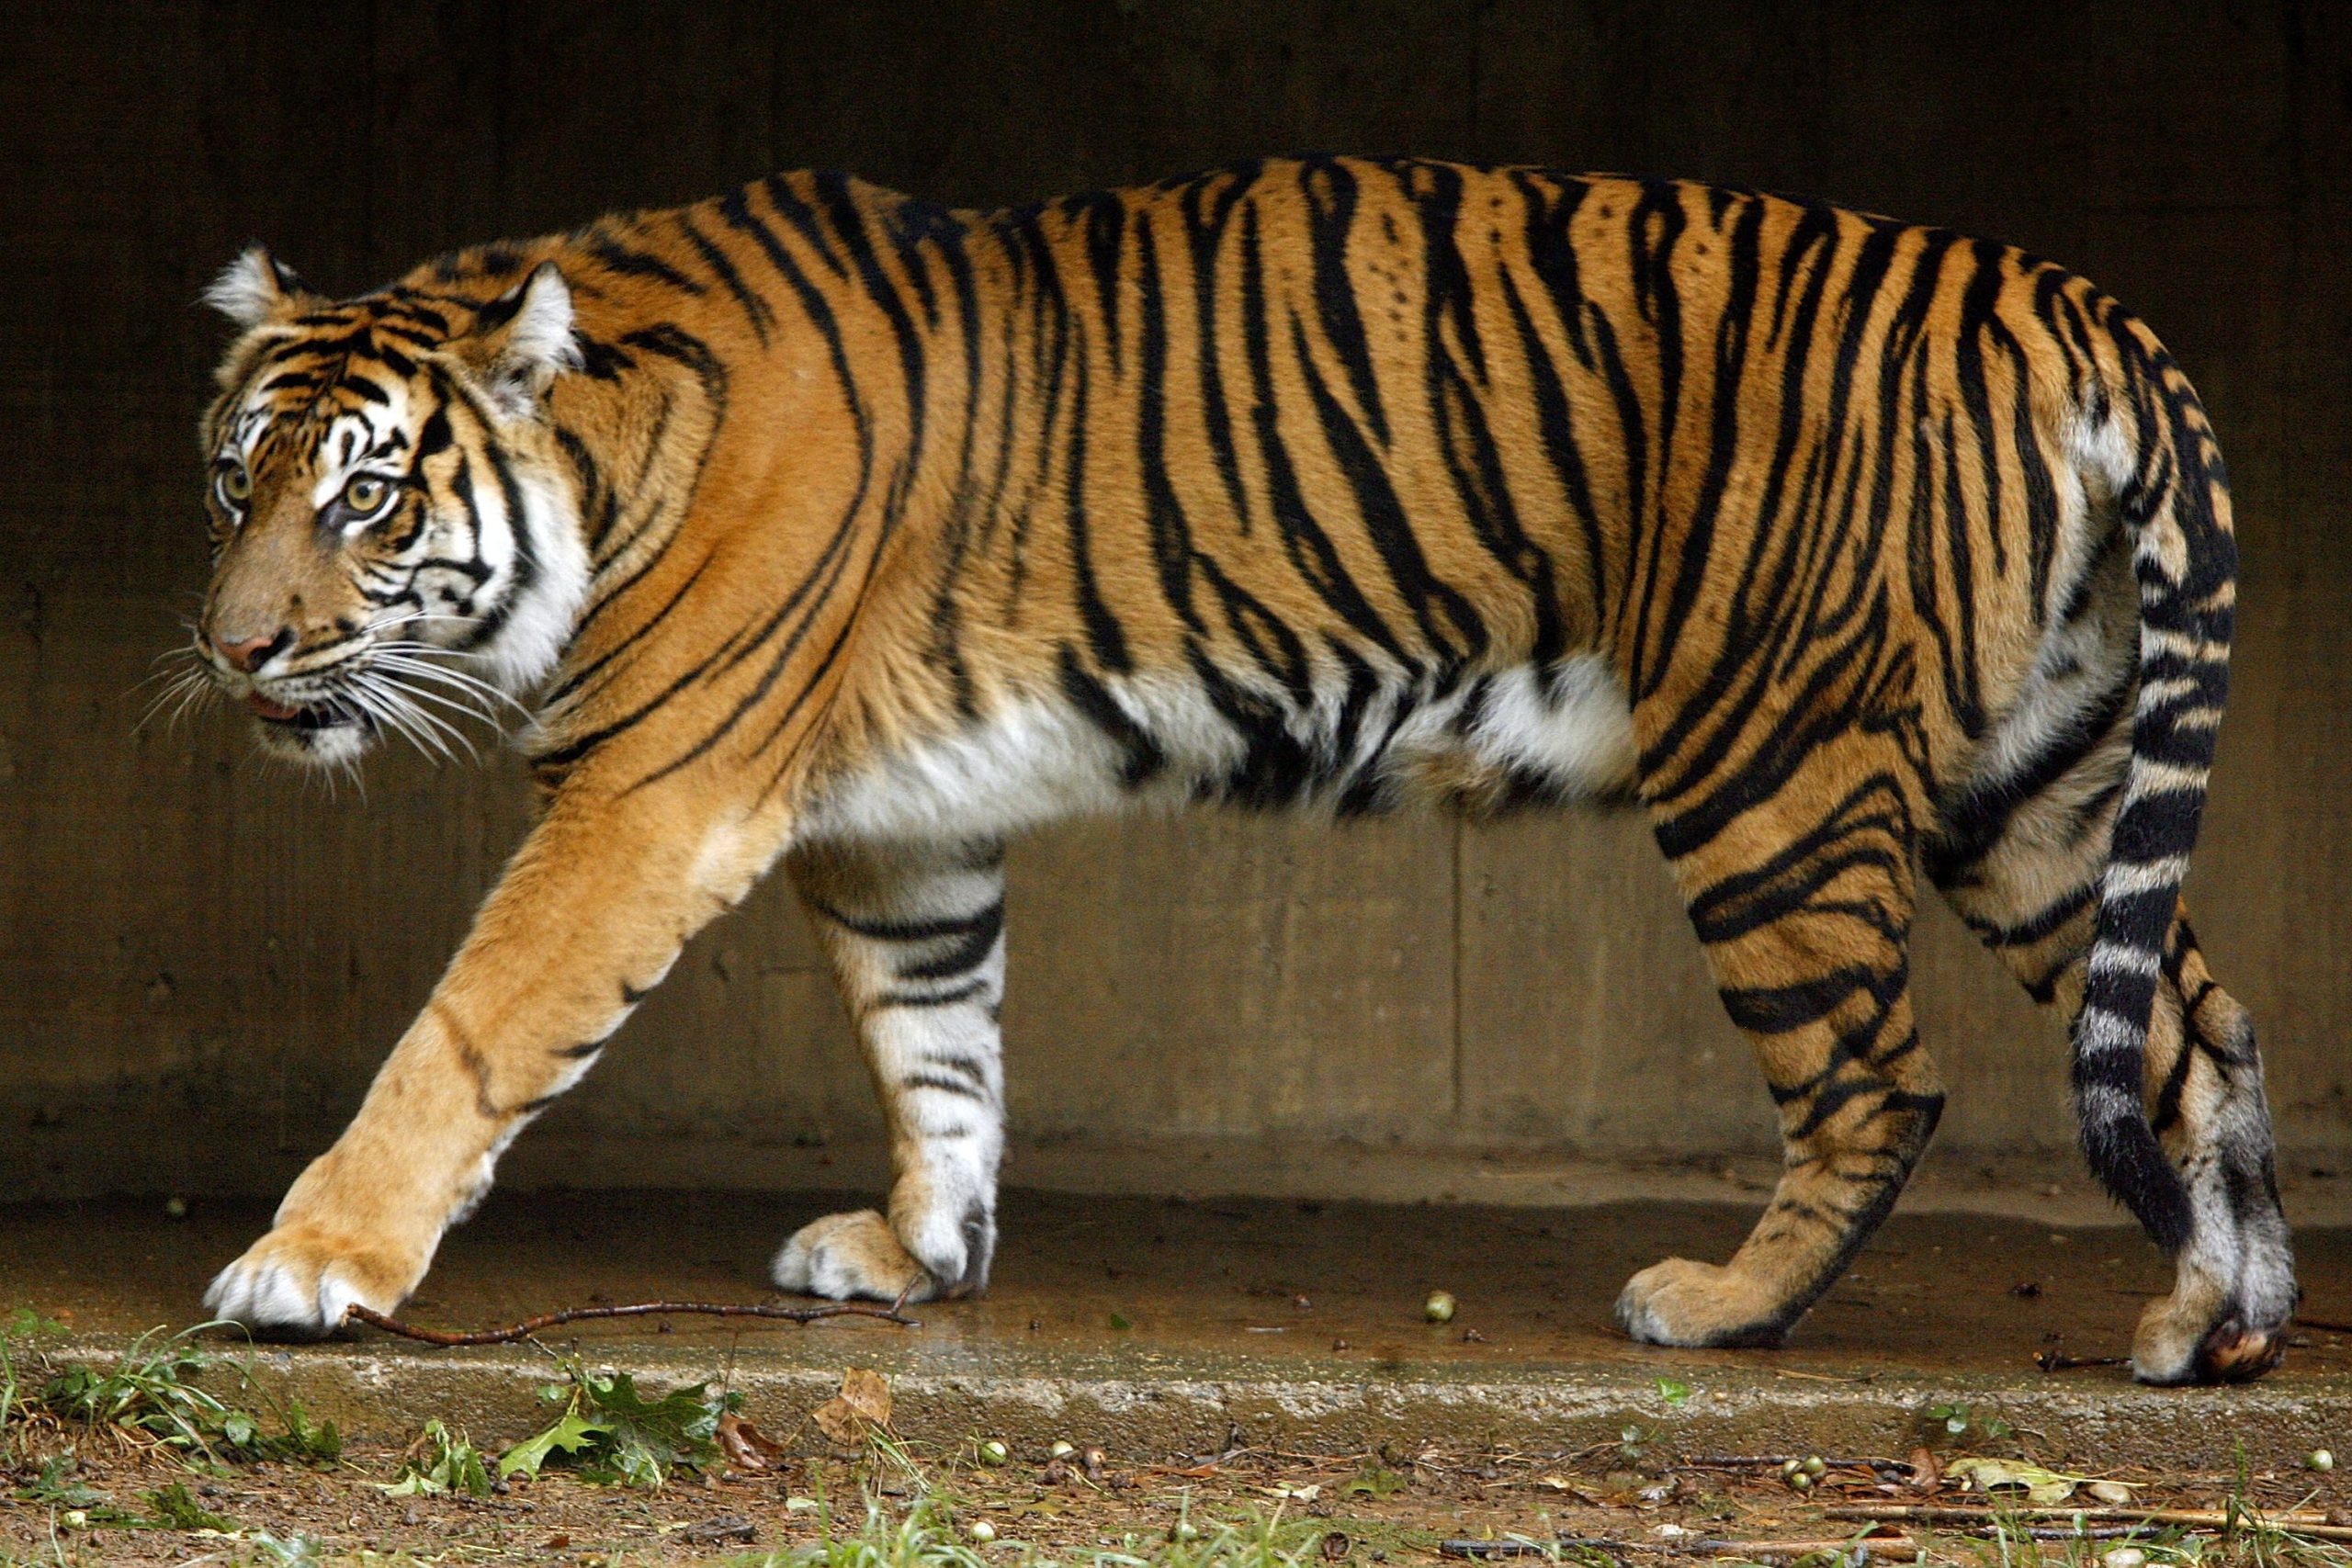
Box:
xmin=62 ymin=1510 xmax=87 ymax=1530
xmin=1423 ymin=1291 xmax=1457 ymax=1324
xmin=2309 ymin=1449 xmax=2335 ymax=1472
xmin=978 ymin=1438 xmax=1010 ymax=1466
xmin=967 ymin=1518 xmax=998 ymax=1544
xmin=1050 ymin=1439 xmax=1077 ymax=1460
xmin=1803 ymin=1455 xmax=1827 ymax=1479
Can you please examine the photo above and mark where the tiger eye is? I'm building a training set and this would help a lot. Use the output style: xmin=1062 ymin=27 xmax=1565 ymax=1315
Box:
xmin=218 ymin=462 xmax=252 ymax=504
xmin=345 ymin=476 xmax=388 ymax=514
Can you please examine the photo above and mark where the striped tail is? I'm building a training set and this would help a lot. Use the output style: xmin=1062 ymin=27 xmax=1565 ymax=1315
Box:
xmin=2068 ymin=320 xmax=2238 ymax=1254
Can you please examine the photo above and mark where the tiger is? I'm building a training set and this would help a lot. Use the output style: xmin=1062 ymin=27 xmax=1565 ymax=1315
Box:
xmin=179 ymin=156 xmax=2292 ymax=1383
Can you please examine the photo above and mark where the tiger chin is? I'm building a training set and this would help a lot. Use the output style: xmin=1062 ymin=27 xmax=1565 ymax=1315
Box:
xmin=187 ymin=158 xmax=2292 ymax=1386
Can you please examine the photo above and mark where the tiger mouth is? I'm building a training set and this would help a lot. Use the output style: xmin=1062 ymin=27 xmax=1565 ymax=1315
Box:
xmin=245 ymin=691 xmax=364 ymax=733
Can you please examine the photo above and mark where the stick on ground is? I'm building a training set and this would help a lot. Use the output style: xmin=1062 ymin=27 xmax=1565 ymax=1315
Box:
xmin=343 ymin=1295 xmax=918 ymax=1346
xmin=1826 ymin=1506 xmax=2352 ymax=1540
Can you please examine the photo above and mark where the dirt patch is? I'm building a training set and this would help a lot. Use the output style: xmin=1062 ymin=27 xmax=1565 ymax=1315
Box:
xmin=7 ymin=1397 xmax=2350 ymax=1566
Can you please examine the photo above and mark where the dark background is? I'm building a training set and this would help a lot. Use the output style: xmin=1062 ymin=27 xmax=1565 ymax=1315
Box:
xmin=4 ymin=4 xmax=2348 ymax=1203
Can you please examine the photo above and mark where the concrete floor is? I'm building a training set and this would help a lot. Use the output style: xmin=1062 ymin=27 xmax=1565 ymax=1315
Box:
xmin=12 ymin=1189 xmax=2352 ymax=1467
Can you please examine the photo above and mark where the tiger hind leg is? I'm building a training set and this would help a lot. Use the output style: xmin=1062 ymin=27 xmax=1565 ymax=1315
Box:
xmin=774 ymin=837 xmax=1007 ymax=1303
xmin=1618 ymin=734 xmax=1944 ymax=1347
xmin=1934 ymin=800 xmax=2294 ymax=1382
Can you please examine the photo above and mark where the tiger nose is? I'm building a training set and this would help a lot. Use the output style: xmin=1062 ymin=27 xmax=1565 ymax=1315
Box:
xmin=212 ymin=627 xmax=290 ymax=673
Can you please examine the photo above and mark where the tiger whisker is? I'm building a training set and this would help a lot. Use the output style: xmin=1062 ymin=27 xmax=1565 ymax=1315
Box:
xmin=344 ymin=677 xmax=456 ymax=765
xmin=350 ymin=672 xmax=475 ymax=763
xmin=365 ymin=668 xmax=504 ymax=732
xmin=135 ymin=666 xmax=217 ymax=735
xmin=346 ymin=684 xmax=453 ymax=767
xmin=369 ymin=651 xmax=534 ymax=720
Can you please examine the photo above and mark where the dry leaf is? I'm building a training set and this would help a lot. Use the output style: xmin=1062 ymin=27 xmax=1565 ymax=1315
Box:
xmin=717 ymin=1411 xmax=788 ymax=1472
xmin=1906 ymin=1447 xmax=1941 ymax=1493
xmin=1945 ymin=1457 xmax=2085 ymax=1506
xmin=812 ymin=1367 xmax=893 ymax=1443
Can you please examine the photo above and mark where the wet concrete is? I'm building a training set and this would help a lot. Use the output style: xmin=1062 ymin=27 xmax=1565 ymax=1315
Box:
xmin=11 ymin=1189 xmax=2352 ymax=1467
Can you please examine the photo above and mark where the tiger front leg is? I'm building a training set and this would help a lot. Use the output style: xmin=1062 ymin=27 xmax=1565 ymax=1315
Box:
xmin=774 ymin=838 xmax=1008 ymax=1304
xmin=1618 ymin=738 xmax=1944 ymax=1348
xmin=205 ymin=790 xmax=780 ymax=1337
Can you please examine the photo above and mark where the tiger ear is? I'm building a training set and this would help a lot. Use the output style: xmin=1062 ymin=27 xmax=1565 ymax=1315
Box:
xmin=457 ymin=262 xmax=581 ymax=417
xmin=203 ymin=246 xmax=317 ymax=331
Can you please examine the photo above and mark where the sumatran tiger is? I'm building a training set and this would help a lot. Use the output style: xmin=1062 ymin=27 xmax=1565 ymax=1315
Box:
xmin=175 ymin=157 xmax=2292 ymax=1382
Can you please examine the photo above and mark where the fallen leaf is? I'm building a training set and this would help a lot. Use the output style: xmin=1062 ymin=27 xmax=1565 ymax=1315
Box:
xmin=1906 ymin=1447 xmax=1941 ymax=1492
xmin=1946 ymin=1457 xmax=2087 ymax=1506
xmin=717 ymin=1411 xmax=787 ymax=1472
xmin=812 ymin=1367 xmax=893 ymax=1444
xmin=682 ymin=1515 xmax=756 ymax=1546
xmin=811 ymin=1403 xmax=861 ymax=1445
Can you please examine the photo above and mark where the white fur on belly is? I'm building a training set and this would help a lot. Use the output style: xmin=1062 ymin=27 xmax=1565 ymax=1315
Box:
xmin=798 ymin=653 xmax=1637 ymax=845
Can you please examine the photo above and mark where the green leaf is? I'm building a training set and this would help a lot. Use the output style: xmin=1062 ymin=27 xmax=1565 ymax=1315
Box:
xmin=498 ymin=1408 xmax=608 ymax=1480
xmin=496 ymin=1359 xmax=727 ymax=1489
xmin=1655 ymin=1378 xmax=1692 ymax=1407
xmin=146 ymin=1481 xmax=232 ymax=1531
xmin=1108 ymin=1312 xmax=1133 ymax=1331
xmin=386 ymin=1419 xmax=492 ymax=1497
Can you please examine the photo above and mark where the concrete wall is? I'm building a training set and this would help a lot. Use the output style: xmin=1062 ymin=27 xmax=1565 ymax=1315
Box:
xmin=5 ymin=2 xmax=2349 ymax=1202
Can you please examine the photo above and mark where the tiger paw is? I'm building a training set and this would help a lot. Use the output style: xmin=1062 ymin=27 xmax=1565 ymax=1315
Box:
xmin=772 ymin=1209 xmax=937 ymax=1303
xmin=203 ymin=1222 xmax=413 ymax=1339
xmin=2133 ymin=1290 xmax=2289 ymax=1384
xmin=1615 ymin=1257 xmax=1793 ymax=1349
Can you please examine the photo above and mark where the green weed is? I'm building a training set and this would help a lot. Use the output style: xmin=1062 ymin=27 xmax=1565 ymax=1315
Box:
xmin=4 ymin=1322 xmax=338 ymax=1469
xmin=498 ymin=1355 xmax=729 ymax=1488
xmin=142 ymin=1479 xmax=232 ymax=1530
xmin=383 ymin=1416 xmax=492 ymax=1498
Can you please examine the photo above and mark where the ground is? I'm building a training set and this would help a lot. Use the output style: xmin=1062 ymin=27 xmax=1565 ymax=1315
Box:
xmin=6 ymin=1187 xmax=2352 ymax=1564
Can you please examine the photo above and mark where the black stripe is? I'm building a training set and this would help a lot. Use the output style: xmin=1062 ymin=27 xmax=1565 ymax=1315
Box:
xmin=674 ymin=212 xmax=775 ymax=344
xmin=584 ymin=232 xmax=705 ymax=295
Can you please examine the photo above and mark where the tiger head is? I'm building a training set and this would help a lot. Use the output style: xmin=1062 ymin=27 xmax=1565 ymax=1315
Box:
xmin=188 ymin=249 xmax=589 ymax=768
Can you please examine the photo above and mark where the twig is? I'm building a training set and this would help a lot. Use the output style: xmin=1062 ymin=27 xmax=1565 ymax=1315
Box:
xmin=2033 ymin=1348 xmax=2131 ymax=1371
xmin=1447 ymin=1529 xmax=2179 ymax=1563
xmin=1691 ymin=1540 xmax=1917 ymax=1561
xmin=1441 ymin=1540 xmax=1643 ymax=1559
xmin=1442 ymin=1537 xmax=1918 ymax=1562
xmin=2296 ymin=1315 xmax=2352 ymax=1335
xmin=1676 ymin=1454 xmax=1915 ymax=1473
xmin=344 ymin=1295 xmax=919 ymax=1347
xmin=1826 ymin=1505 xmax=2352 ymax=1538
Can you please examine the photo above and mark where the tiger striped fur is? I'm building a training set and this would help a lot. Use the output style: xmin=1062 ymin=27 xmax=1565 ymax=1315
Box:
xmin=185 ymin=158 xmax=2292 ymax=1382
